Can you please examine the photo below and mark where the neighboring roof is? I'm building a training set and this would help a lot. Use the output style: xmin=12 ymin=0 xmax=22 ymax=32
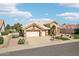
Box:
xmin=77 ymin=24 xmax=79 ymax=28
xmin=0 ymin=20 xmax=5 ymax=28
xmin=24 ymin=21 xmax=50 ymax=30
xmin=60 ymin=24 xmax=78 ymax=29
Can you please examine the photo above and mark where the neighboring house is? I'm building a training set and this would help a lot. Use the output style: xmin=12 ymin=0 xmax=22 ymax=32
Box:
xmin=0 ymin=20 xmax=5 ymax=35
xmin=23 ymin=20 xmax=59 ymax=37
xmin=60 ymin=24 xmax=78 ymax=34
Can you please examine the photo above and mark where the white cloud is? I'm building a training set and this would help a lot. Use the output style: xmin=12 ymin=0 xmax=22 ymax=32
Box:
xmin=59 ymin=3 xmax=79 ymax=8
xmin=29 ymin=18 xmax=52 ymax=22
xmin=0 ymin=3 xmax=32 ymax=18
xmin=57 ymin=12 xmax=79 ymax=20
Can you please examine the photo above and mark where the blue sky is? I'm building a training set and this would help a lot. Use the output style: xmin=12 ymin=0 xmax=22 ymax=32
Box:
xmin=0 ymin=3 xmax=79 ymax=26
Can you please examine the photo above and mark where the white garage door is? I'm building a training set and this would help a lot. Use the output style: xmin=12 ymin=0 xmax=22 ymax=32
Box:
xmin=26 ymin=31 xmax=39 ymax=37
xmin=42 ymin=31 xmax=45 ymax=36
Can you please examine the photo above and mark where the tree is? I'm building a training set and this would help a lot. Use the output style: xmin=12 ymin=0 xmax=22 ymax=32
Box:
xmin=12 ymin=23 xmax=24 ymax=36
xmin=5 ymin=24 xmax=11 ymax=30
xmin=13 ymin=23 xmax=22 ymax=32
xmin=2 ymin=24 xmax=12 ymax=35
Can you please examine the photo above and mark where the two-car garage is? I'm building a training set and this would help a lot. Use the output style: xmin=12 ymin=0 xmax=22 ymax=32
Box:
xmin=24 ymin=22 xmax=49 ymax=37
xmin=26 ymin=31 xmax=40 ymax=37
xmin=25 ymin=31 xmax=46 ymax=37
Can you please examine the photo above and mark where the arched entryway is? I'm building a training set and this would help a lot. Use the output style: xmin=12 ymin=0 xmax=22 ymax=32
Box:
xmin=50 ymin=25 xmax=56 ymax=36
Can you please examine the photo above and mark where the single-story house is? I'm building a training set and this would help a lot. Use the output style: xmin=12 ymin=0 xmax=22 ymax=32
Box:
xmin=23 ymin=20 xmax=59 ymax=37
xmin=60 ymin=24 xmax=78 ymax=34
xmin=0 ymin=20 xmax=5 ymax=35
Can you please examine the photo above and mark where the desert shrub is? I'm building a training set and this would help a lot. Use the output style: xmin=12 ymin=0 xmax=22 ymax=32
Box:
xmin=60 ymin=34 xmax=63 ymax=38
xmin=1 ymin=31 xmax=8 ymax=35
xmin=61 ymin=37 xmax=70 ymax=40
xmin=69 ymin=35 xmax=73 ymax=38
xmin=12 ymin=35 xmax=18 ymax=38
xmin=1 ymin=29 xmax=15 ymax=36
xmin=18 ymin=39 xmax=25 ymax=44
xmin=0 ymin=37 xmax=4 ymax=44
xmin=9 ymin=30 xmax=14 ymax=33
xmin=1 ymin=29 xmax=13 ymax=35
xmin=55 ymin=36 xmax=70 ymax=40
xmin=73 ymin=34 xmax=79 ymax=39
xmin=55 ymin=36 xmax=61 ymax=39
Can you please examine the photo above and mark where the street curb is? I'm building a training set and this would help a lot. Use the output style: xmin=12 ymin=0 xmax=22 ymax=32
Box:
xmin=0 ymin=39 xmax=79 ymax=54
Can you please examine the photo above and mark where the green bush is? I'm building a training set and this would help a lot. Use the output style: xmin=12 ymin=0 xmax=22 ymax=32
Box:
xmin=61 ymin=37 xmax=70 ymax=40
xmin=60 ymin=35 xmax=63 ymax=38
xmin=55 ymin=36 xmax=70 ymax=40
xmin=0 ymin=37 xmax=4 ymax=44
xmin=1 ymin=29 xmax=11 ymax=35
xmin=1 ymin=31 xmax=8 ymax=35
xmin=73 ymin=34 xmax=79 ymax=39
xmin=9 ymin=30 xmax=14 ymax=33
xmin=55 ymin=36 xmax=61 ymax=39
xmin=12 ymin=35 xmax=19 ymax=38
xmin=69 ymin=36 xmax=72 ymax=38
xmin=1 ymin=29 xmax=14 ymax=35
xmin=18 ymin=39 xmax=25 ymax=44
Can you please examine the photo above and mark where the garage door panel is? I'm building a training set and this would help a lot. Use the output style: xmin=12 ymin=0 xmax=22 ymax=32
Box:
xmin=26 ymin=31 xmax=39 ymax=37
xmin=42 ymin=31 xmax=45 ymax=36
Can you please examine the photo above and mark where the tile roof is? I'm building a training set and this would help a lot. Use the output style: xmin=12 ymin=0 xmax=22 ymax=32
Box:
xmin=60 ymin=24 xmax=78 ymax=29
xmin=24 ymin=21 xmax=50 ymax=30
xmin=23 ymin=20 xmax=58 ymax=30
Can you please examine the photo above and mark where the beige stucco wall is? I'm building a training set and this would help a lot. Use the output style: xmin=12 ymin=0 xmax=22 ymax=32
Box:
xmin=0 ymin=35 xmax=11 ymax=48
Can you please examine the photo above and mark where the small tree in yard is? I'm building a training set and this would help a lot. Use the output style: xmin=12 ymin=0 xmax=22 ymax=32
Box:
xmin=0 ymin=37 xmax=4 ymax=44
xmin=1 ymin=24 xmax=13 ymax=35
xmin=12 ymin=23 xmax=23 ymax=36
xmin=5 ymin=24 xmax=11 ymax=30
xmin=13 ymin=23 xmax=22 ymax=32
xmin=2 ymin=23 xmax=23 ymax=36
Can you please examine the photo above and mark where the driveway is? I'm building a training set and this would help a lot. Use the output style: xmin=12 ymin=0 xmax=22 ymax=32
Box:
xmin=27 ymin=36 xmax=51 ymax=45
xmin=0 ymin=41 xmax=79 ymax=56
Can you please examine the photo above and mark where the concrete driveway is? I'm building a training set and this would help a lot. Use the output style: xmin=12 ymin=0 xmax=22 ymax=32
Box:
xmin=27 ymin=36 xmax=51 ymax=45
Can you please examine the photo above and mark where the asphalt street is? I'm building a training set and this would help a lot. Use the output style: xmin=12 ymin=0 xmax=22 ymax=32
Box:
xmin=0 ymin=41 xmax=79 ymax=56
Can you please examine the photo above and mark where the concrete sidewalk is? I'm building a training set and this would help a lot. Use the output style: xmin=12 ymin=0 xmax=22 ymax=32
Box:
xmin=0 ymin=39 xmax=79 ymax=54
